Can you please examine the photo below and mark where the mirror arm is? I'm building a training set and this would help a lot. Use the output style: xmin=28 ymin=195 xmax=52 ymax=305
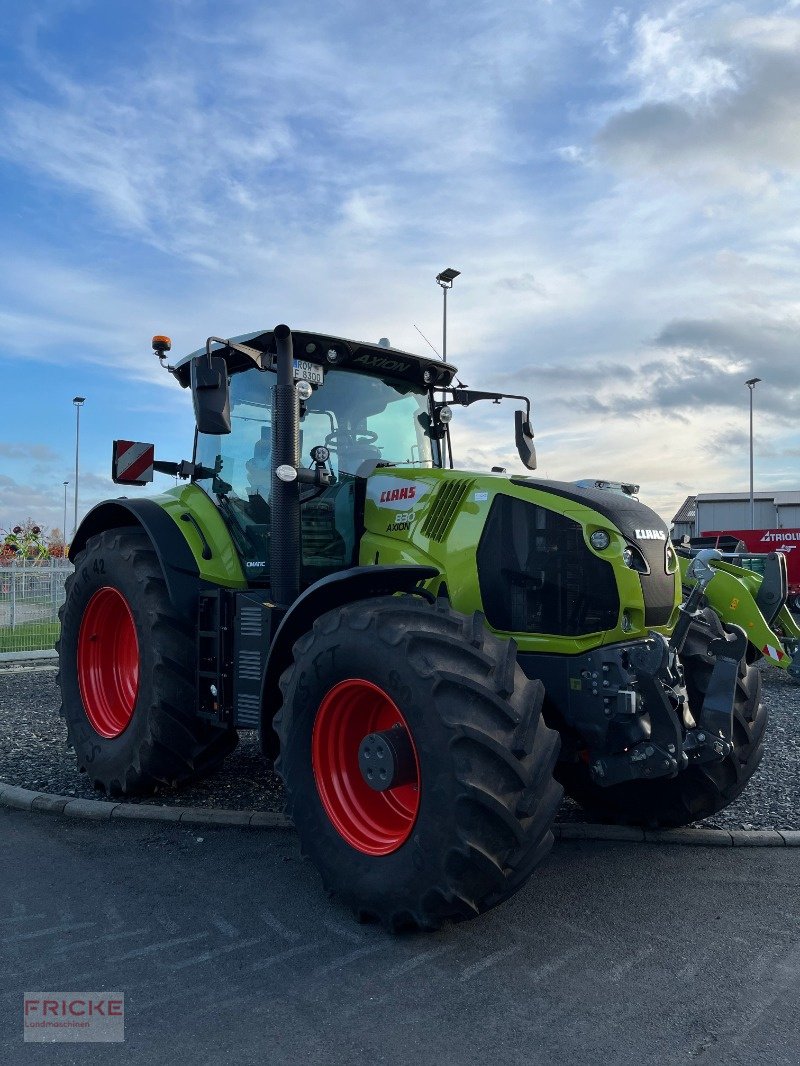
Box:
xmin=204 ymin=337 xmax=265 ymax=373
xmin=447 ymin=389 xmax=533 ymax=431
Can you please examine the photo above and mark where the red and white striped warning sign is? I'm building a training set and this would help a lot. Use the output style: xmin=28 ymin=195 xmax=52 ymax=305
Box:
xmin=762 ymin=644 xmax=785 ymax=662
xmin=113 ymin=440 xmax=155 ymax=484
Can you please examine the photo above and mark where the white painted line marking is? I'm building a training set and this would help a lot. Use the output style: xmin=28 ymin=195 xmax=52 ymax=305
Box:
xmin=109 ymin=932 xmax=209 ymax=962
xmin=210 ymin=914 xmax=240 ymax=939
xmin=251 ymin=940 xmax=324 ymax=973
xmin=259 ymin=908 xmax=300 ymax=942
xmin=460 ymin=943 xmax=522 ymax=981
xmin=169 ymin=933 xmax=277 ymax=971
xmin=1 ymin=921 xmax=94 ymax=944
xmin=313 ymin=943 xmax=386 ymax=976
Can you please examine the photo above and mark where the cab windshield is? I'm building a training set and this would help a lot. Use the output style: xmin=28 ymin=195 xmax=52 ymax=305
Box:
xmin=194 ymin=365 xmax=438 ymax=581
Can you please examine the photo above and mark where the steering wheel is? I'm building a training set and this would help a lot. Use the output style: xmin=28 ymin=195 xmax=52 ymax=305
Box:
xmin=324 ymin=428 xmax=379 ymax=452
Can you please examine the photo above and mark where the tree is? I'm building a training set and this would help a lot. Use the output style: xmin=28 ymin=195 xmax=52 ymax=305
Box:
xmin=47 ymin=528 xmax=67 ymax=558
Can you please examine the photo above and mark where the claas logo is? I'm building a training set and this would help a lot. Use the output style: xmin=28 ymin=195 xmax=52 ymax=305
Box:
xmin=379 ymin=486 xmax=416 ymax=503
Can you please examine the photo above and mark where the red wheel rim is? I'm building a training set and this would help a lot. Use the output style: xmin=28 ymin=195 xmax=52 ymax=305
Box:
xmin=77 ymin=586 xmax=140 ymax=739
xmin=312 ymin=679 xmax=421 ymax=856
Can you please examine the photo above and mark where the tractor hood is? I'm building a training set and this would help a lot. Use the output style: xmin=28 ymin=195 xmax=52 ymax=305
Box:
xmin=360 ymin=468 xmax=680 ymax=654
xmin=511 ymin=478 xmax=671 ymax=556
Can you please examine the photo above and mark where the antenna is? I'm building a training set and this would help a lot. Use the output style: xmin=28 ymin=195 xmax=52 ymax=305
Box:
xmin=413 ymin=324 xmax=440 ymax=358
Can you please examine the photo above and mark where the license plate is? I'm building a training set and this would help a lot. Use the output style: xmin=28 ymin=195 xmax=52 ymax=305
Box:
xmin=293 ymin=359 xmax=324 ymax=385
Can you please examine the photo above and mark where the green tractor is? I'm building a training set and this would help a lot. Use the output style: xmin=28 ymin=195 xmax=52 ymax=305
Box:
xmin=58 ymin=326 xmax=768 ymax=928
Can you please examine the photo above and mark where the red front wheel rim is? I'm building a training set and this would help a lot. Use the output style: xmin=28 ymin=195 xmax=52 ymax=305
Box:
xmin=77 ymin=586 xmax=140 ymax=739
xmin=312 ymin=679 xmax=421 ymax=856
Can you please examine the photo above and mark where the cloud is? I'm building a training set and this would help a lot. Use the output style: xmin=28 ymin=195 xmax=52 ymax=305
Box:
xmin=0 ymin=467 xmax=120 ymax=536
xmin=624 ymin=8 xmax=737 ymax=103
xmin=0 ymin=0 xmax=798 ymax=527
xmin=649 ymin=316 xmax=800 ymax=418
xmin=0 ymin=443 xmax=59 ymax=462
xmin=496 ymin=273 xmax=548 ymax=295
xmin=596 ymin=7 xmax=800 ymax=189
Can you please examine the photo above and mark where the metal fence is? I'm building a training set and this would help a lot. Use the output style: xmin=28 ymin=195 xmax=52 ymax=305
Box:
xmin=0 ymin=559 xmax=73 ymax=657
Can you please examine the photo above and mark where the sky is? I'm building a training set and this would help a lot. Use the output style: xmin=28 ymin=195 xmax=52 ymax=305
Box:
xmin=0 ymin=0 xmax=798 ymax=535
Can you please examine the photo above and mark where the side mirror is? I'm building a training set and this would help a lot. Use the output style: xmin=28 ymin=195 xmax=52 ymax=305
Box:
xmin=515 ymin=410 xmax=537 ymax=470
xmin=191 ymin=355 xmax=231 ymax=435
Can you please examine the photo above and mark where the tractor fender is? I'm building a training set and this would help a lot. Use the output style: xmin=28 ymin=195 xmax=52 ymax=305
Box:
xmin=258 ymin=564 xmax=439 ymax=757
xmin=69 ymin=498 xmax=206 ymax=616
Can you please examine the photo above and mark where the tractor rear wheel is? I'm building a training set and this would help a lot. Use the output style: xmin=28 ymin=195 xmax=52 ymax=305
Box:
xmin=556 ymin=610 xmax=767 ymax=828
xmin=57 ymin=527 xmax=237 ymax=795
xmin=274 ymin=595 xmax=562 ymax=930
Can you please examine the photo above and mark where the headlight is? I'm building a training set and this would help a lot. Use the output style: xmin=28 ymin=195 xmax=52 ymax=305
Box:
xmin=665 ymin=543 xmax=678 ymax=574
xmin=438 ymin=405 xmax=453 ymax=424
xmin=623 ymin=545 xmax=649 ymax=574
xmin=295 ymin=379 xmax=313 ymax=400
xmin=590 ymin=530 xmax=610 ymax=550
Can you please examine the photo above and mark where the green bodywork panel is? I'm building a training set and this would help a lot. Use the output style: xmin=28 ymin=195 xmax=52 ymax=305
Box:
xmin=359 ymin=468 xmax=681 ymax=655
xmin=154 ymin=484 xmax=247 ymax=588
xmin=678 ymin=554 xmax=800 ymax=670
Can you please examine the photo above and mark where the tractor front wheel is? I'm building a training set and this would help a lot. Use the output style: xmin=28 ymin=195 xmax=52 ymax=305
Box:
xmin=274 ymin=595 xmax=562 ymax=930
xmin=57 ymin=527 xmax=237 ymax=795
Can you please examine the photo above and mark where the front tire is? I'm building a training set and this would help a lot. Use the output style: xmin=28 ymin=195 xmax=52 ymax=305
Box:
xmin=556 ymin=610 xmax=767 ymax=828
xmin=57 ymin=527 xmax=237 ymax=795
xmin=274 ymin=596 xmax=562 ymax=930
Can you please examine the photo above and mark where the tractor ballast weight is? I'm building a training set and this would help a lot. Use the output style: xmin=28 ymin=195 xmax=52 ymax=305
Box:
xmin=60 ymin=325 xmax=771 ymax=928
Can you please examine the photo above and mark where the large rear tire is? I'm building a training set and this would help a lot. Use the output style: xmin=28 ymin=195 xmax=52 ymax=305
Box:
xmin=274 ymin=596 xmax=562 ymax=930
xmin=57 ymin=527 xmax=237 ymax=795
xmin=556 ymin=610 xmax=767 ymax=828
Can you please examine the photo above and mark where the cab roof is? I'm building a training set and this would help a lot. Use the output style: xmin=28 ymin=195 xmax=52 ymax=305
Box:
xmin=172 ymin=328 xmax=457 ymax=390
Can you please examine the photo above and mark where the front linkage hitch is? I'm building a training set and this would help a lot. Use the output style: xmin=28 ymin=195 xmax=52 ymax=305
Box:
xmin=589 ymin=550 xmax=747 ymax=788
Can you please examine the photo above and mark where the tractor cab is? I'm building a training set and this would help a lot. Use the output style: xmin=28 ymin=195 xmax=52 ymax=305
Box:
xmin=172 ymin=330 xmax=457 ymax=587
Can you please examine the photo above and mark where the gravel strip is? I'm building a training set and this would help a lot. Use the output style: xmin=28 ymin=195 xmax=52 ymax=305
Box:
xmin=0 ymin=668 xmax=285 ymax=812
xmin=0 ymin=662 xmax=797 ymax=829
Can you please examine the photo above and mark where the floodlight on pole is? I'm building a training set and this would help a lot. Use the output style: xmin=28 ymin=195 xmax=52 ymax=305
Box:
xmin=435 ymin=268 xmax=460 ymax=362
xmin=745 ymin=377 xmax=761 ymax=530
xmin=73 ymin=397 xmax=85 ymax=537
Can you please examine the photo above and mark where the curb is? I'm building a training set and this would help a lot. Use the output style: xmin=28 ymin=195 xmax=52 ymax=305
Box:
xmin=0 ymin=782 xmax=292 ymax=830
xmin=0 ymin=650 xmax=58 ymax=665
xmin=553 ymin=822 xmax=800 ymax=847
xmin=1 ymin=781 xmax=798 ymax=844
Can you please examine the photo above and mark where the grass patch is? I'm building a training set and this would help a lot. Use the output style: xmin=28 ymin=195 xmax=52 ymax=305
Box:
xmin=0 ymin=621 xmax=59 ymax=653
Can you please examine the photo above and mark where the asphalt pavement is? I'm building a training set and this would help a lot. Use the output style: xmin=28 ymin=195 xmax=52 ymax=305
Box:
xmin=1 ymin=806 xmax=799 ymax=1066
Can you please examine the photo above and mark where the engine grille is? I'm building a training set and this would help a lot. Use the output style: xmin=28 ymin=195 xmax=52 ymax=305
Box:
xmin=477 ymin=496 xmax=619 ymax=637
xmin=420 ymin=479 xmax=474 ymax=541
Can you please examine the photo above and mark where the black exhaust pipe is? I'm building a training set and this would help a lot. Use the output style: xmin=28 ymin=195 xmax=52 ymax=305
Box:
xmin=270 ymin=324 xmax=301 ymax=606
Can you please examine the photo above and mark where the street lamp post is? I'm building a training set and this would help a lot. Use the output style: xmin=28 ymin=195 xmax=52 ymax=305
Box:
xmin=435 ymin=268 xmax=460 ymax=362
xmin=745 ymin=377 xmax=761 ymax=530
xmin=72 ymin=397 xmax=85 ymax=536
xmin=62 ymin=481 xmax=69 ymax=544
